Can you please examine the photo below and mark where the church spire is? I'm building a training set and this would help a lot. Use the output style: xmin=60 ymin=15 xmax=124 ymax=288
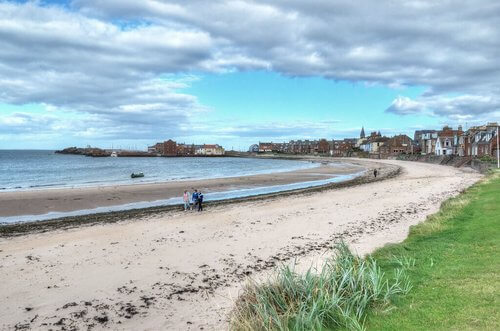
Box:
xmin=360 ymin=126 xmax=365 ymax=139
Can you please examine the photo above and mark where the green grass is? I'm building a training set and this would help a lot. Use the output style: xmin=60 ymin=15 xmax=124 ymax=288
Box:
xmin=366 ymin=170 xmax=500 ymax=330
xmin=230 ymin=242 xmax=412 ymax=330
xmin=230 ymin=170 xmax=500 ymax=330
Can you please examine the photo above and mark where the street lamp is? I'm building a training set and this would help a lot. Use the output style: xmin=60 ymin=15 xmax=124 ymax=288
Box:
xmin=497 ymin=125 xmax=499 ymax=169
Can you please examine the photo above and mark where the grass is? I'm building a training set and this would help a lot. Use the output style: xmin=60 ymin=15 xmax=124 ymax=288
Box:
xmin=366 ymin=169 xmax=500 ymax=330
xmin=230 ymin=242 xmax=412 ymax=330
xmin=230 ymin=170 xmax=499 ymax=330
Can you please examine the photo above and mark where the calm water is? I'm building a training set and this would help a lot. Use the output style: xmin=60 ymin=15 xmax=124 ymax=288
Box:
xmin=0 ymin=150 xmax=320 ymax=191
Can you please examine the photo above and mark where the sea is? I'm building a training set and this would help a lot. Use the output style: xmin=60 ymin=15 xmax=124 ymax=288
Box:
xmin=0 ymin=150 xmax=366 ymax=223
xmin=0 ymin=150 xmax=321 ymax=191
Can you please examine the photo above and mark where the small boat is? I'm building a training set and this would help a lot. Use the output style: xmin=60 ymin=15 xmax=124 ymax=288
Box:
xmin=131 ymin=172 xmax=144 ymax=178
xmin=110 ymin=151 xmax=118 ymax=157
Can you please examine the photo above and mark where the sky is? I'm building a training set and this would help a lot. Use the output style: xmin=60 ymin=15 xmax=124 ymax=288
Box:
xmin=0 ymin=0 xmax=499 ymax=150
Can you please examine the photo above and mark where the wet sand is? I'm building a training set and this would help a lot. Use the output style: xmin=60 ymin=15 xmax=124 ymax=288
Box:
xmin=0 ymin=159 xmax=482 ymax=330
xmin=0 ymin=159 xmax=361 ymax=218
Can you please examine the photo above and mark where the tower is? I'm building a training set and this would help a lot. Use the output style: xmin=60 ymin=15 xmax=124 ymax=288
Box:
xmin=360 ymin=126 xmax=365 ymax=139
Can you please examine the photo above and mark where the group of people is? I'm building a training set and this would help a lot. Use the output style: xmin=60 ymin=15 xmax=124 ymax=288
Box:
xmin=182 ymin=189 xmax=204 ymax=212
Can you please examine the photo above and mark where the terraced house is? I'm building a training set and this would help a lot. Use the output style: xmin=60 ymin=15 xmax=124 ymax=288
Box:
xmin=414 ymin=130 xmax=438 ymax=155
xmin=435 ymin=126 xmax=463 ymax=156
xmin=379 ymin=135 xmax=415 ymax=157
xmin=461 ymin=123 xmax=498 ymax=158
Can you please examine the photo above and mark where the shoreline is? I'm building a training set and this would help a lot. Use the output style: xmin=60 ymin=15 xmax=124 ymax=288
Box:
xmin=0 ymin=159 xmax=399 ymax=237
xmin=0 ymin=158 xmax=358 ymax=218
xmin=0 ymin=158 xmax=364 ymax=219
xmin=0 ymin=171 xmax=366 ymax=224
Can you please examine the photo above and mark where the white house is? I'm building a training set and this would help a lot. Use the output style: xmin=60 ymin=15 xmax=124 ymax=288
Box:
xmin=435 ymin=126 xmax=463 ymax=156
xmin=196 ymin=144 xmax=225 ymax=156
xmin=435 ymin=137 xmax=454 ymax=155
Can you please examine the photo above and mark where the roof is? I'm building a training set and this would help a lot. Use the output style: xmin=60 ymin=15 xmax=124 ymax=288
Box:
xmin=372 ymin=137 xmax=389 ymax=143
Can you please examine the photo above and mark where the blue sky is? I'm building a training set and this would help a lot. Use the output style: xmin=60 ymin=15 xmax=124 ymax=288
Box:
xmin=0 ymin=1 xmax=499 ymax=150
xmin=185 ymin=72 xmax=431 ymax=132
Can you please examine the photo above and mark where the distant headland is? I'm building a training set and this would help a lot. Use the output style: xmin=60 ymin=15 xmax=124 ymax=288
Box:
xmin=55 ymin=139 xmax=226 ymax=157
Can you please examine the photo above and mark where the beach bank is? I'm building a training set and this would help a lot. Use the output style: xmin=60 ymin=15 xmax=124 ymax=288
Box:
xmin=0 ymin=159 xmax=482 ymax=330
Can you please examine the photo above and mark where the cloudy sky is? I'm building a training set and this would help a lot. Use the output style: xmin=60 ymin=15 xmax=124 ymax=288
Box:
xmin=1 ymin=0 xmax=499 ymax=150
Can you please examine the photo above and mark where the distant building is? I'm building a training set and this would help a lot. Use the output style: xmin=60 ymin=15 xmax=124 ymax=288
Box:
xmin=148 ymin=142 xmax=164 ymax=154
xmin=356 ymin=130 xmax=387 ymax=156
xmin=318 ymin=139 xmax=330 ymax=154
xmin=163 ymin=139 xmax=177 ymax=156
xmin=462 ymin=122 xmax=498 ymax=157
xmin=343 ymin=138 xmax=358 ymax=145
xmin=258 ymin=142 xmax=273 ymax=153
xmin=194 ymin=144 xmax=224 ymax=156
xmin=148 ymin=139 xmax=224 ymax=156
xmin=414 ymin=130 xmax=437 ymax=143
xmin=196 ymin=144 xmax=225 ymax=156
xmin=248 ymin=144 xmax=259 ymax=152
xmin=356 ymin=126 xmax=367 ymax=147
xmin=418 ymin=131 xmax=438 ymax=155
xmin=177 ymin=143 xmax=196 ymax=156
xmin=435 ymin=126 xmax=463 ymax=156
xmin=369 ymin=137 xmax=388 ymax=154
xmin=380 ymin=134 xmax=414 ymax=157
xmin=272 ymin=143 xmax=287 ymax=153
xmin=330 ymin=139 xmax=356 ymax=157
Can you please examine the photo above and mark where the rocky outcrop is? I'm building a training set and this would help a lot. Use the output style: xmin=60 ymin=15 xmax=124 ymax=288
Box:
xmin=55 ymin=147 xmax=110 ymax=157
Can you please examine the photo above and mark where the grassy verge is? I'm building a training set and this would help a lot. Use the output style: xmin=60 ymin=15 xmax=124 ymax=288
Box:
xmin=366 ymin=170 xmax=499 ymax=330
xmin=230 ymin=170 xmax=499 ymax=330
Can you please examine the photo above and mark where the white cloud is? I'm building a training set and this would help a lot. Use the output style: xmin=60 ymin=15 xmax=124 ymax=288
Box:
xmin=386 ymin=94 xmax=500 ymax=120
xmin=0 ymin=0 xmax=499 ymax=146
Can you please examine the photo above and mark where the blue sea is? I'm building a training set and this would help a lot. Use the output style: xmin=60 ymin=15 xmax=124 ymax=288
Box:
xmin=0 ymin=150 xmax=320 ymax=191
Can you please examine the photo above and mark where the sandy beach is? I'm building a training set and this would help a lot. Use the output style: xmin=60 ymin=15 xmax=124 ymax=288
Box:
xmin=0 ymin=159 xmax=482 ymax=330
xmin=0 ymin=159 xmax=361 ymax=219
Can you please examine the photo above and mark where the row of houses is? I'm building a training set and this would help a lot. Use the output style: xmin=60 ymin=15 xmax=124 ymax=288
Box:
xmin=252 ymin=138 xmax=357 ymax=156
xmin=148 ymin=139 xmax=225 ymax=156
xmin=356 ymin=128 xmax=416 ymax=158
xmin=415 ymin=122 xmax=498 ymax=158
xmin=252 ymin=122 xmax=498 ymax=160
xmin=254 ymin=130 xmax=415 ymax=158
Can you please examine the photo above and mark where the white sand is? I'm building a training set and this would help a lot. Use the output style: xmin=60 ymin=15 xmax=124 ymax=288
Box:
xmin=0 ymin=159 xmax=482 ymax=330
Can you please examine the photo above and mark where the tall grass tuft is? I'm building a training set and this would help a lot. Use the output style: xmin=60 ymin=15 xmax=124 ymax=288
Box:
xmin=230 ymin=242 xmax=411 ymax=331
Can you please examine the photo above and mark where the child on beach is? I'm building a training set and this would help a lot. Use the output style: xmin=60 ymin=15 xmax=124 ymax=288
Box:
xmin=183 ymin=190 xmax=190 ymax=211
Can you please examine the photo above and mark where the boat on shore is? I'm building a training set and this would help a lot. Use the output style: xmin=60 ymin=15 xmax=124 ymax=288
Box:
xmin=131 ymin=172 xmax=144 ymax=178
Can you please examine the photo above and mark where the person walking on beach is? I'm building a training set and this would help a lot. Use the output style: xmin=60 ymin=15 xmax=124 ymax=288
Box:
xmin=183 ymin=190 xmax=191 ymax=211
xmin=197 ymin=191 xmax=204 ymax=212
xmin=373 ymin=168 xmax=378 ymax=178
xmin=192 ymin=189 xmax=199 ymax=210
